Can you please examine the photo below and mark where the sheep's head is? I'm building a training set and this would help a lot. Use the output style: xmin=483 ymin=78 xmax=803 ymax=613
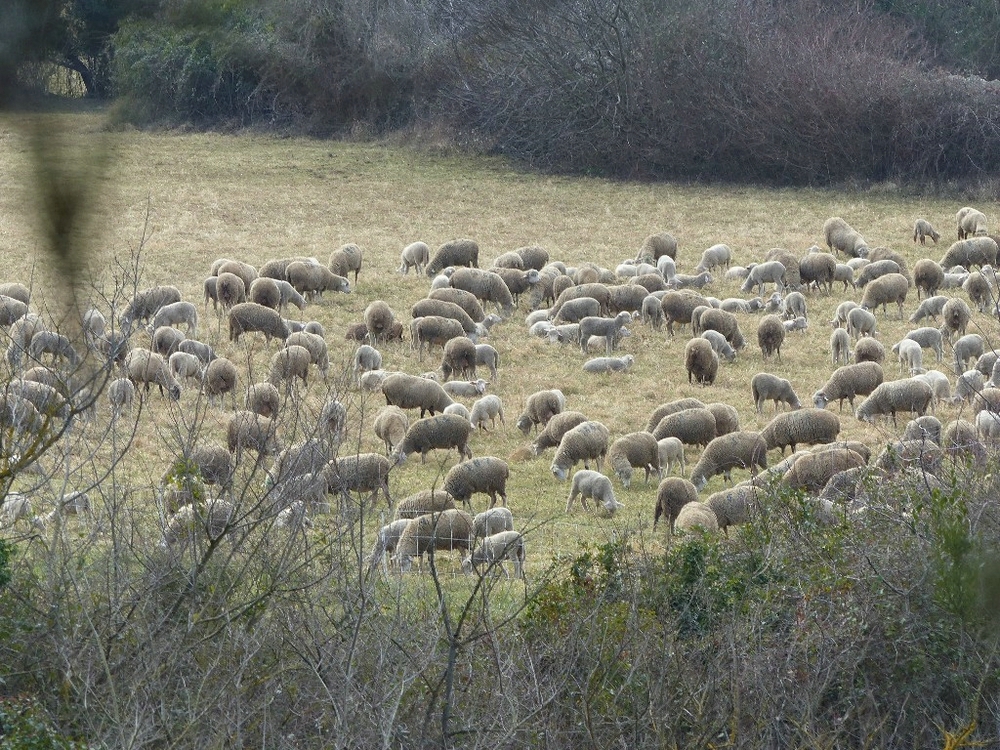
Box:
xmin=550 ymin=464 xmax=567 ymax=481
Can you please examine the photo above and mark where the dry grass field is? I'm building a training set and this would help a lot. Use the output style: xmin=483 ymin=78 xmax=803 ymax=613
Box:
xmin=1 ymin=107 xmax=995 ymax=574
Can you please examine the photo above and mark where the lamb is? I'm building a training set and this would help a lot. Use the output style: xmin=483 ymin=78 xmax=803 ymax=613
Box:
xmin=689 ymin=431 xmax=768 ymax=491
xmin=823 ymin=217 xmax=869 ymax=258
xmin=464 ymin=530 xmax=526 ymax=578
xmin=657 ymin=437 xmax=686 ymax=476
xmin=425 ymin=239 xmax=480 ymax=277
xmin=831 ymin=327 xmax=851 ymax=365
xmin=399 ymin=241 xmax=431 ymax=274
xmin=472 ymin=344 xmax=501 ymax=382
xmin=719 ymin=296 xmax=763 ymax=314
xmin=285 ymin=261 xmax=351 ymax=300
xmin=443 ymin=456 xmax=509 ymax=509
xmin=565 ymin=469 xmax=622 ymax=514
xmin=855 ymin=379 xmax=934 ymax=425
xmin=798 ymin=252 xmax=837 ymax=293
xmin=443 ymin=378 xmax=488 ymax=398
xmin=685 ymin=337 xmax=719 ymax=385
xmin=472 ymin=507 xmax=514 ymax=540
xmin=395 ymin=490 xmax=457 ymax=519
xmin=782 ymin=448 xmax=867 ymax=492
xmin=285 ymin=331 xmax=329 ymax=376
xmin=830 ymin=299 xmax=858 ymax=328
xmin=323 ymin=453 xmax=392 ymax=510
xmin=550 ymin=420 xmax=610 ymax=480
xmin=245 ymin=381 xmax=280 ymax=418
xmin=940 ymin=236 xmax=998 ymax=269
xmin=953 ymin=333 xmax=985 ymax=375
xmin=846 ymin=306 xmax=877 ymax=340
xmin=957 ymin=207 xmax=989 ymax=239
xmin=668 ymin=271 xmax=712 ymax=290
xmin=701 ymin=330 xmax=737 ymax=363
xmin=369 ymin=519 xmax=412 ymax=570
xmin=381 ymin=372 xmax=455 ymax=417
xmin=5 ymin=313 xmax=45 ymax=367
xmin=168 ymin=350 xmax=203 ymax=384
xmin=394 ymin=509 xmax=475 ymax=573
xmin=226 ymin=410 xmax=280 ymax=458
xmin=607 ymin=431 xmax=661 ymax=488
xmin=440 ymin=336 xmax=478 ymax=381
xmin=120 ymin=285 xmax=182 ymax=329
xmin=391 ymin=413 xmax=474 ymax=465
xmin=756 ymin=314 xmax=785 ymax=362
xmin=892 ymin=338 xmax=925 ymax=375
xmin=107 ymin=377 xmax=135 ymax=418
xmin=914 ymin=369 xmax=952 ymax=405
xmin=740 ymin=261 xmax=786 ymax=295
xmin=516 ymin=389 xmax=566 ymax=434
xmin=750 ymin=373 xmax=801 ymax=413
xmin=529 ymin=410 xmax=589 ymax=455
xmin=160 ymin=500 xmax=236 ymax=549
xmin=577 ymin=311 xmax=633 ymax=356
xmin=942 ymin=418 xmax=987 ymax=463
xmin=268 ymin=344 xmax=311 ymax=391
xmin=125 ymin=348 xmax=181 ymax=400
xmin=469 ymin=394 xmax=504 ymax=432
xmin=760 ymin=408 xmax=840 ymax=454
xmin=812 ymin=361 xmax=884 ymax=412
xmin=202 ymin=357 xmax=238 ymax=406
xmin=651 ymin=408 xmax=717 ymax=448
xmin=908 ymin=294 xmax=949 ymax=324
xmin=228 ymin=302 xmax=291 ymax=344
xmin=582 ymin=354 xmax=635 ymax=374
xmin=953 ymin=369 xmax=986 ymax=405
xmin=913 ymin=218 xmax=941 ymax=244
xmin=903 ymin=326 xmax=944 ymax=363
xmin=940 ymin=297 xmax=972 ymax=343
xmin=328 ymin=243 xmax=363 ymax=284
xmin=352 ymin=344 xmax=384 ymax=383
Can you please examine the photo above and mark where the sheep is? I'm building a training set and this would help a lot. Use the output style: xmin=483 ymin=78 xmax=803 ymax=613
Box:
xmin=671 ymin=502 xmax=719 ymax=533
xmin=844 ymin=308 xmax=877 ymax=342
xmin=760 ymin=408 xmax=840 ymax=455
xmin=228 ymin=302 xmax=291 ymax=344
xmin=284 ymin=331 xmax=328 ymax=377
xmin=267 ymin=344 xmax=310 ymax=392
xmin=953 ymin=369 xmax=986 ymax=405
xmin=608 ymin=285 xmax=649 ymax=316
xmin=202 ymin=357 xmax=238 ymax=406
xmin=683 ymin=337 xmax=718 ymax=386
xmin=395 ymin=489 xmax=457 ymax=519
xmin=448 ymin=267 xmax=516 ymax=317
xmin=442 ymin=456 xmax=510 ymax=509
xmin=740 ymin=261 xmax=786 ymax=295
xmin=902 ymin=415 xmax=943 ymax=445
xmin=659 ymin=290 xmax=708 ymax=336
xmin=551 ymin=297 xmax=602 ymax=325
xmin=469 ymin=394 xmax=504 ymax=432
xmin=941 ymin=236 xmax=998 ymax=270
xmin=5 ymin=313 xmax=45 ymax=367
xmin=782 ymin=448 xmax=867 ymax=492
xmin=226 ymin=410 xmax=280 ymax=458
xmin=391 ymin=413 xmax=474 ymax=465
xmin=953 ymin=333 xmax=985 ymax=375
xmin=512 ymin=244 xmax=548 ymax=270
xmin=529 ymin=410 xmax=589 ymax=456
xmin=698 ymin=308 xmax=745 ymax=351
xmin=651 ymin=408 xmax=717 ymax=450
xmin=443 ymin=378 xmax=488 ymax=398
xmin=550 ymin=420 xmax=610 ymax=480
xmin=644 ymin=398 xmax=707 ymax=432
xmin=939 ymin=297 xmax=972 ymax=343
xmin=398 ymin=241 xmax=431 ymax=274
xmin=356 ymin=300 xmax=395 ymax=348
xmin=719 ymin=296 xmax=763 ymax=314
xmin=107 ymin=377 xmax=135 ymax=418
xmin=494 ymin=267 xmax=541 ymax=304
xmin=151 ymin=326 xmax=185 ymax=359
xmin=124 ymin=348 xmax=181 ymax=400
xmin=168 ymin=350 xmax=203 ymax=384
xmin=957 ymin=207 xmax=989 ymax=239
xmin=160 ymin=499 xmax=236 ymax=550
xmin=394 ymin=509 xmax=476 ymax=573
xmin=902 ymin=326 xmax=944 ymax=364
xmin=668 ymin=271 xmax=712 ymax=290
xmin=756 ymin=314 xmax=785 ymax=362
xmin=285 ymin=261 xmax=351 ymax=300
xmin=328 ymin=243 xmax=363 ymax=284
xmin=655 ymin=437 xmax=685 ymax=477
xmin=516 ymin=389 xmax=566 ymax=434
xmin=411 ymin=316 xmax=469 ymax=361
xmin=564 ymin=469 xmax=622 ymax=515
xmin=700 ymin=330 xmax=738 ymax=363
xmin=576 ymin=311 xmax=632 ymax=356
xmin=892 ymin=338 xmax=925 ymax=375
xmin=858 ymin=272 xmax=908 ymax=320
xmin=324 ymin=453 xmax=392 ymax=510
xmin=855 ymin=379 xmax=934 ymax=425
xmin=913 ymin=369 xmax=951 ymax=406
xmin=149 ymin=300 xmax=199 ymax=338
xmin=810 ymin=361 xmax=883 ymax=412
xmin=855 ymin=259 xmax=901 ymax=289
xmin=962 ymin=271 xmax=994 ymax=313
xmin=582 ymin=354 xmax=635 ymax=374
xmin=607 ymin=432 xmax=661 ymax=488
xmin=851 ymin=339 xmax=884 ymax=368
xmin=0 ymin=283 xmax=29 ymax=309
xmin=907 ymin=295 xmax=948 ymax=326
xmin=690 ymin=431 xmax=768 ymax=491
xmin=177 ymin=338 xmax=216 ymax=366
xmin=381 ymin=372 xmax=455 ymax=417
xmin=706 ymin=402 xmax=740 ymax=436
xmin=464 ymin=530 xmax=526 ymax=578
xmin=751 ymin=373 xmax=801 ymax=413
xmin=910 ymin=259 xmax=944 ymax=300
xmin=425 ymin=239 xmax=480 ymax=277
xmin=913 ymin=218 xmax=941 ymax=244
xmin=351 ymin=344 xmax=383 ymax=384
xmin=823 ymin=217 xmax=869 ymax=258
xmin=27 ymin=330 xmax=80 ymax=368
xmin=120 ymin=285 xmax=182 ymax=329
xmin=243 ymin=381 xmax=279 ymax=419
xmin=830 ymin=327 xmax=852 ymax=366
xmin=799 ymin=252 xmax=837 ymax=293
xmin=942 ymin=419 xmax=987 ymax=463
xmin=942 ymin=270 xmax=970 ymax=289
xmin=470 ymin=343 xmax=501 ymax=382
xmin=691 ymin=243 xmax=730 ymax=274
xmin=440 ymin=336 xmax=478 ymax=381
xmin=635 ymin=232 xmax=677 ymax=262
xmin=429 ymin=287 xmax=487 ymax=323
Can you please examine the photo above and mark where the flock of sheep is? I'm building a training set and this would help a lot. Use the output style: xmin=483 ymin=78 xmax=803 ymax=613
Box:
xmin=1 ymin=204 xmax=998 ymax=578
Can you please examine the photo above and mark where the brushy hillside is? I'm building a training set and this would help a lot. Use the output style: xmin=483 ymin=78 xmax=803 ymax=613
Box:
xmin=0 ymin=109 xmax=999 ymax=748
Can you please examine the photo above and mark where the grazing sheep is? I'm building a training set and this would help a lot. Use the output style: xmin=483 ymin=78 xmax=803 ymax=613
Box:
xmin=953 ymin=369 xmax=986 ymax=405
xmin=912 ymin=259 xmax=944 ymax=300
xmin=856 ymin=379 xmax=934 ymax=425
xmin=324 ymin=453 xmax=392 ymax=510
xmin=812 ymin=361 xmax=884 ymax=412
xmin=651 ymin=407 xmax=717 ymax=448
xmin=846 ymin=307 xmax=877 ymax=341
xmin=449 ymin=267 xmax=516 ymax=317
xmin=530 ymin=410 xmax=589 ymax=455
xmin=494 ymin=267 xmax=541 ymax=304
xmin=285 ymin=331 xmax=329 ymax=376
xmin=329 ymin=243 xmax=363 ymax=284
xmin=411 ymin=316 xmax=469 ymax=361
xmin=363 ymin=300 xmax=397 ymax=345
xmin=751 ymin=373 xmax=801 ymax=413
xmin=178 ymin=338 xmax=217 ymax=365
xmin=953 ymin=333 xmax=985 ymax=375
xmin=469 ymin=394 xmax=505 ymax=432
xmin=474 ymin=344 xmax=500 ymax=381
xmin=125 ymin=348 xmax=181 ymax=400
xmin=856 ymin=259 xmax=901 ymax=289
xmin=908 ymin=294 xmax=949 ymax=324
xmin=516 ymin=389 xmax=566 ymax=434
xmin=831 ymin=299 xmax=858 ymax=328
xmin=609 ymin=284 xmax=650 ymax=315
xmin=215 ymin=272 xmax=246 ymax=312
xmin=216 ymin=259 xmax=258 ymax=290
xmin=701 ymin=330 xmax=737 ymax=363
xmin=756 ymin=314 xmax=785 ymax=362
xmin=6 ymin=313 xmax=45 ymax=367
xmin=892 ymin=338 xmax=925 ymax=375
xmin=962 ymin=271 xmax=994 ymax=313
xmin=957 ymin=207 xmax=989 ymax=239
xmin=27 ymin=330 xmax=80 ymax=368
xmin=372 ymin=405 xmax=409 ymax=455
xmin=706 ymin=402 xmax=740 ymax=436
xmin=440 ymin=336 xmax=478 ymax=381
xmin=782 ymin=448 xmax=867 ymax=492
xmin=168 ymin=350 xmax=203 ymax=384
xmin=902 ymin=327 xmax=944 ymax=364
xmin=657 ymin=437 xmax=686 ymax=476
xmin=913 ymin=218 xmax=941 ymax=244
xmin=760 ymin=408 xmax=840 ymax=455
xmin=551 ymin=297 xmax=602 ymax=325
xmin=426 ymin=239 xmax=480 ymax=277
xmin=382 ymin=372 xmax=455 ymax=417
xmin=903 ymin=415 xmax=943 ymax=445
xmin=399 ymin=241 xmax=431 ymax=274
xmin=853 ymin=337 xmax=885 ymax=365
xmin=582 ymin=354 xmax=635 ymax=374
xmin=268 ymin=345 xmax=310 ymax=391
xmin=285 ymin=261 xmax=351 ymax=300
xmin=391 ymin=413 xmax=474 ymax=465
xmin=120 ymin=285 xmax=182 ymax=329
xmin=550 ymin=420 xmax=610 ymax=480
xmin=698 ymin=308 xmax=745 ymax=350
xmin=695 ymin=244 xmax=732 ymax=273
xmin=394 ymin=509 xmax=475 ymax=573
xmin=673 ymin=502 xmax=719 ymax=533
xmin=637 ymin=232 xmax=678 ymax=261
xmin=160 ymin=500 xmax=236 ymax=549
xmin=369 ymin=519 xmax=412 ymax=570
xmin=830 ymin=327 xmax=851 ymax=365
xmin=942 ymin=419 xmax=987 ymax=463
xmin=150 ymin=300 xmax=199 ymax=337
xmin=352 ymin=344 xmax=384 ymax=384
xmin=644 ymin=398 xmax=708 ymax=432
xmin=740 ymin=261 xmax=787 ymax=295
xmin=443 ymin=456 xmax=510 ymax=509
xmin=395 ymin=489 xmax=457 ymax=519
xmin=859 ymin=272 xmax=909 ymax=319
xmin=202 ymin=357 xmax=238 ymax=406
xmin=473 ymin=508 xmax=514 ymax=545
xmin=799 ymin=252 xmax=837 ymax=293
xmin=566 ymin=469 xmax=622 ymax=514
xmin=608 ymin=431 xmax=661 ymax=488
xmin=660 ymin=290 xmax=708 ymax=336
xmin=941 ymin=236 xmax=997 ymax=269
xmin=578 ymin=311 xmax=633 ymax=355
xmin=228 ymin=302 xmax=291 ymax=344
xmin=690 ymin=431 xmax=768 ymax=491
xmin=244 ymin=381 xmax=280 ymax=419
xmin=151 ymin=326 xmax=185 ymax=359
xmin=782 ymin=291 xmax=807 ymax=320
xmin=914 ymin=369 xmax=952 ymax=406
xmin=516 ymin=245 xmax=550 ymax=270
xmin=940 ymin=297 xmax=972 ymax=344
xmin=429 ymin=287 xmax=488 ymax=322
xmin=107 ymin=377 xmax=135 ymax=418
xmin=685 ymin=337 xmax=719 ymax=385
xmin=226 ymin=409 xmax=280 ymax=459
xmin=823 ymin=217 xmax=869 ymax=258
xmin=668 ymin=271 xmax=712 ymax=290
xmin=464 ymin=530 xmax=526 ymax=578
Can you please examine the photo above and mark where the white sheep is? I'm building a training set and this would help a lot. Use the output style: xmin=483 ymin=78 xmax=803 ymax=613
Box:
xmin=469 ymin=394 xmax=505 ymax=432
xmin=565 ymin=469 xmax=623 ymax=514
xmin=463 ymin=530 xmax=525 ymax=578
xmin=892 ymin=339 xmax=925 ymax=375
xmin=657 ymin=437 xmax=686 ymax=476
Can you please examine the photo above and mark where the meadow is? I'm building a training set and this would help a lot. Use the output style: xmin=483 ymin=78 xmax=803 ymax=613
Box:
xmin=0 ymin=108 xmax=994 ymax=570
